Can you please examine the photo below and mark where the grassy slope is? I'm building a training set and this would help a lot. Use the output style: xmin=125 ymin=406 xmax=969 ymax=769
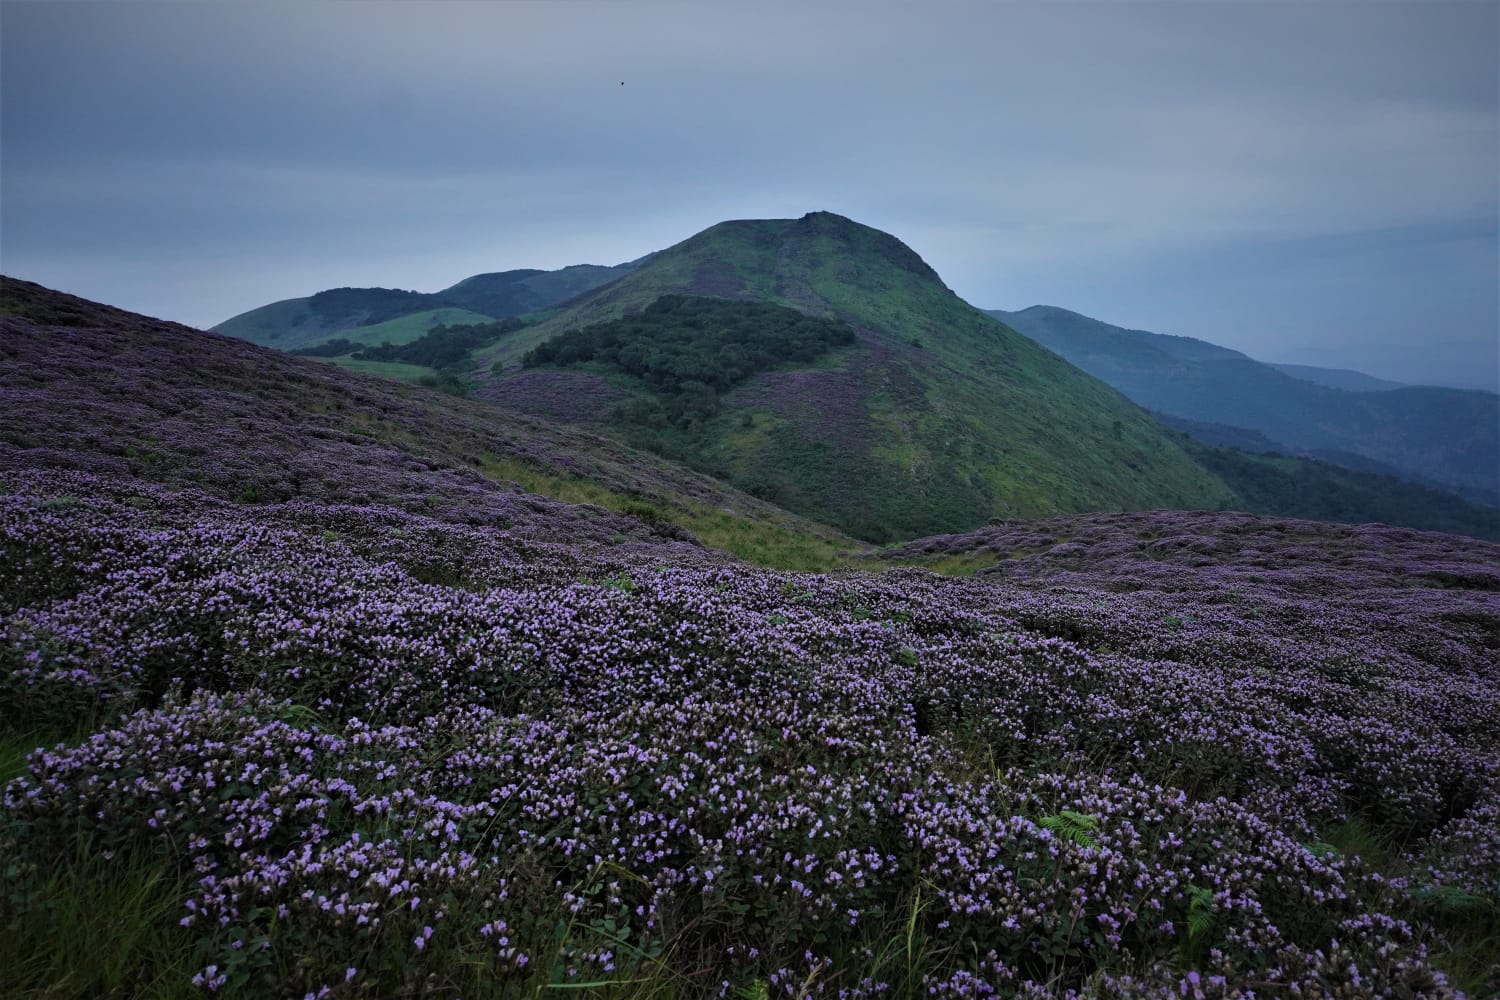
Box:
xmin=329 ymin=307 xmax=498 ymax=348
xmin=211 ymin=292 xmax=447 ymax=349
xmin=479 ymin=213 xmax=1233 ymax=542
xmin=210 ymin=296 xmax=340 ymax=348
xmin=994 ymin=305 xmax=1499 ymax=503
xmin=314 ymin=357 xmax=437 ymax=382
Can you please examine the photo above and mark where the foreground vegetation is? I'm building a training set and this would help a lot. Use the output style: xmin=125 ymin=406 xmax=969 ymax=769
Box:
xmin=3 ymin=473 xmax=1498 ymax=998
xmin=4 ymin=277 xmax=1498 ymax=996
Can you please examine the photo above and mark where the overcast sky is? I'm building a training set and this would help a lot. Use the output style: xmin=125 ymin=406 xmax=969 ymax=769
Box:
xmin=3 ymin=1 xmax=1496 ymax=389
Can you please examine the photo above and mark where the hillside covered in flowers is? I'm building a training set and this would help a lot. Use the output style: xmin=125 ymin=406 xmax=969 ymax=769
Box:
xmin=2 ymin=279 xmax=1498 ymax=998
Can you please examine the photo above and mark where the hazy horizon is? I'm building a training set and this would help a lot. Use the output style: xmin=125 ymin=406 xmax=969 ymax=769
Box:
xmin=3 ymin=1 xmax=1496 ymax=391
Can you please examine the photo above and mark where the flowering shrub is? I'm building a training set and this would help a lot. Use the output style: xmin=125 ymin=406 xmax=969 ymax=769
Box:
xmin=3 ymin=468 xmax=1497 ymax=996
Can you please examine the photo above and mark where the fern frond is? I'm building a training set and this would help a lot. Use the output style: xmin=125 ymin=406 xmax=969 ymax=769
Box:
xmin=1039 ymin=810 xmax=1101 ymax=849
xmin=1186 ymin=884 xmax=1215 ymax=942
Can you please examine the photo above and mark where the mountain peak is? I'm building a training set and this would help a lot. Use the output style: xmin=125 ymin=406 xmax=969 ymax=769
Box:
xmin=794 ymin=209 xmax=860 ymax=230
xmin=797 ymin=211 xmax=944 ymax=282
xmin=672 ymin=212 xmax=948 ymax=296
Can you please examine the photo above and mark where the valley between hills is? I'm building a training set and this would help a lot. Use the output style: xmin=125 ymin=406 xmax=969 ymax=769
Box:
xmin=2 ymin=214 xmax=1499 ymax=998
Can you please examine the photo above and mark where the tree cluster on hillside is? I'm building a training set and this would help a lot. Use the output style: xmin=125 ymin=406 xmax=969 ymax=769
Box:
xmin=523 ymin=295 xmax=856 ymax=427
xmin=307 ymin=287 xmax=436 ymax=326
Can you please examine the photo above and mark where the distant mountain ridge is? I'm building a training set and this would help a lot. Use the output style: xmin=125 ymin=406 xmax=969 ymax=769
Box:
xmin=212 ymin=261 xmax=640 ymax=349
xmin=990 ymin=305 xmax=1499 ymax=506
xmin=1267 ymin=363 xmax=1406 ymax=393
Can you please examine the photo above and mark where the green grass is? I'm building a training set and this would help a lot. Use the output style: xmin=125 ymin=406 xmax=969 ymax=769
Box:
xmin=1 ymin=833 xmax=201 ymax=999
xmin=1423 ymin=898 xmax=1500 ymax=998
xmin=478 ymin=454 xmax=861 ymax=571
xmin=1297 ymin=816 xmax=1499 ymax=997
xmin=1317 ymin=816 xmax=1401 ymax=867
xmin=333 ymin=308 xmax=497 ymax=348
xmin=316 ymin=357 xmax=436 ymax=382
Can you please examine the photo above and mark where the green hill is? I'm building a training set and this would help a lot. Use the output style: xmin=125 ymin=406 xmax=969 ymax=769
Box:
xmin=438 ymin=262 xmax=641 ymax=317
xmin=213 ymin=286 xmax=435 ymax=348
xmin=991 ymin=305 xmax=1499 ymax=505
xmin=212 ymin=262 xmax=636 ymax=350
xmin=477 ymin=212 xmax=1235 ymax=542
xmin=210 ymin=294 xmax=338 ymax=347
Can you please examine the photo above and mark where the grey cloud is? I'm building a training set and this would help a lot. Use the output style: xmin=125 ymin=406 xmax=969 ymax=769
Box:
xmin=2 ymin=1 xmax=1494 ymax=387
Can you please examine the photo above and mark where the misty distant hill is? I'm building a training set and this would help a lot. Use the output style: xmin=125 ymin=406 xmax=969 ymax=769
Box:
xmin=1268 ymin=363 xmax=1406 ymax=392
xmin=990 ymin=305 xmax=1498 ymax=506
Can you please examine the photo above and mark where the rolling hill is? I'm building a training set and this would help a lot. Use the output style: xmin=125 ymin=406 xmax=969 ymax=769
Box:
xmin=212 ymin=261 xmax=638 ymax=350
xmin=991 ymin=305 xmax=1499 ymax=505
xmin=475 ymin=212 xmax=1236 ymax=542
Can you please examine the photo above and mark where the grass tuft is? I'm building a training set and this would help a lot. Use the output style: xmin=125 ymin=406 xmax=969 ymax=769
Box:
xmin=1 ymin=838 xmax=200 ymax=999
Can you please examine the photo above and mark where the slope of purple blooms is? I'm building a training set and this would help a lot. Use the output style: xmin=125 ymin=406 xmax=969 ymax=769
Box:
xmin=0 ymin=277 xmax=829 ymax=549
xmin=4 ymin=468 xmax=1498 ymax=997
xmin=2 ymin=279 xmax=1499 ymax=997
